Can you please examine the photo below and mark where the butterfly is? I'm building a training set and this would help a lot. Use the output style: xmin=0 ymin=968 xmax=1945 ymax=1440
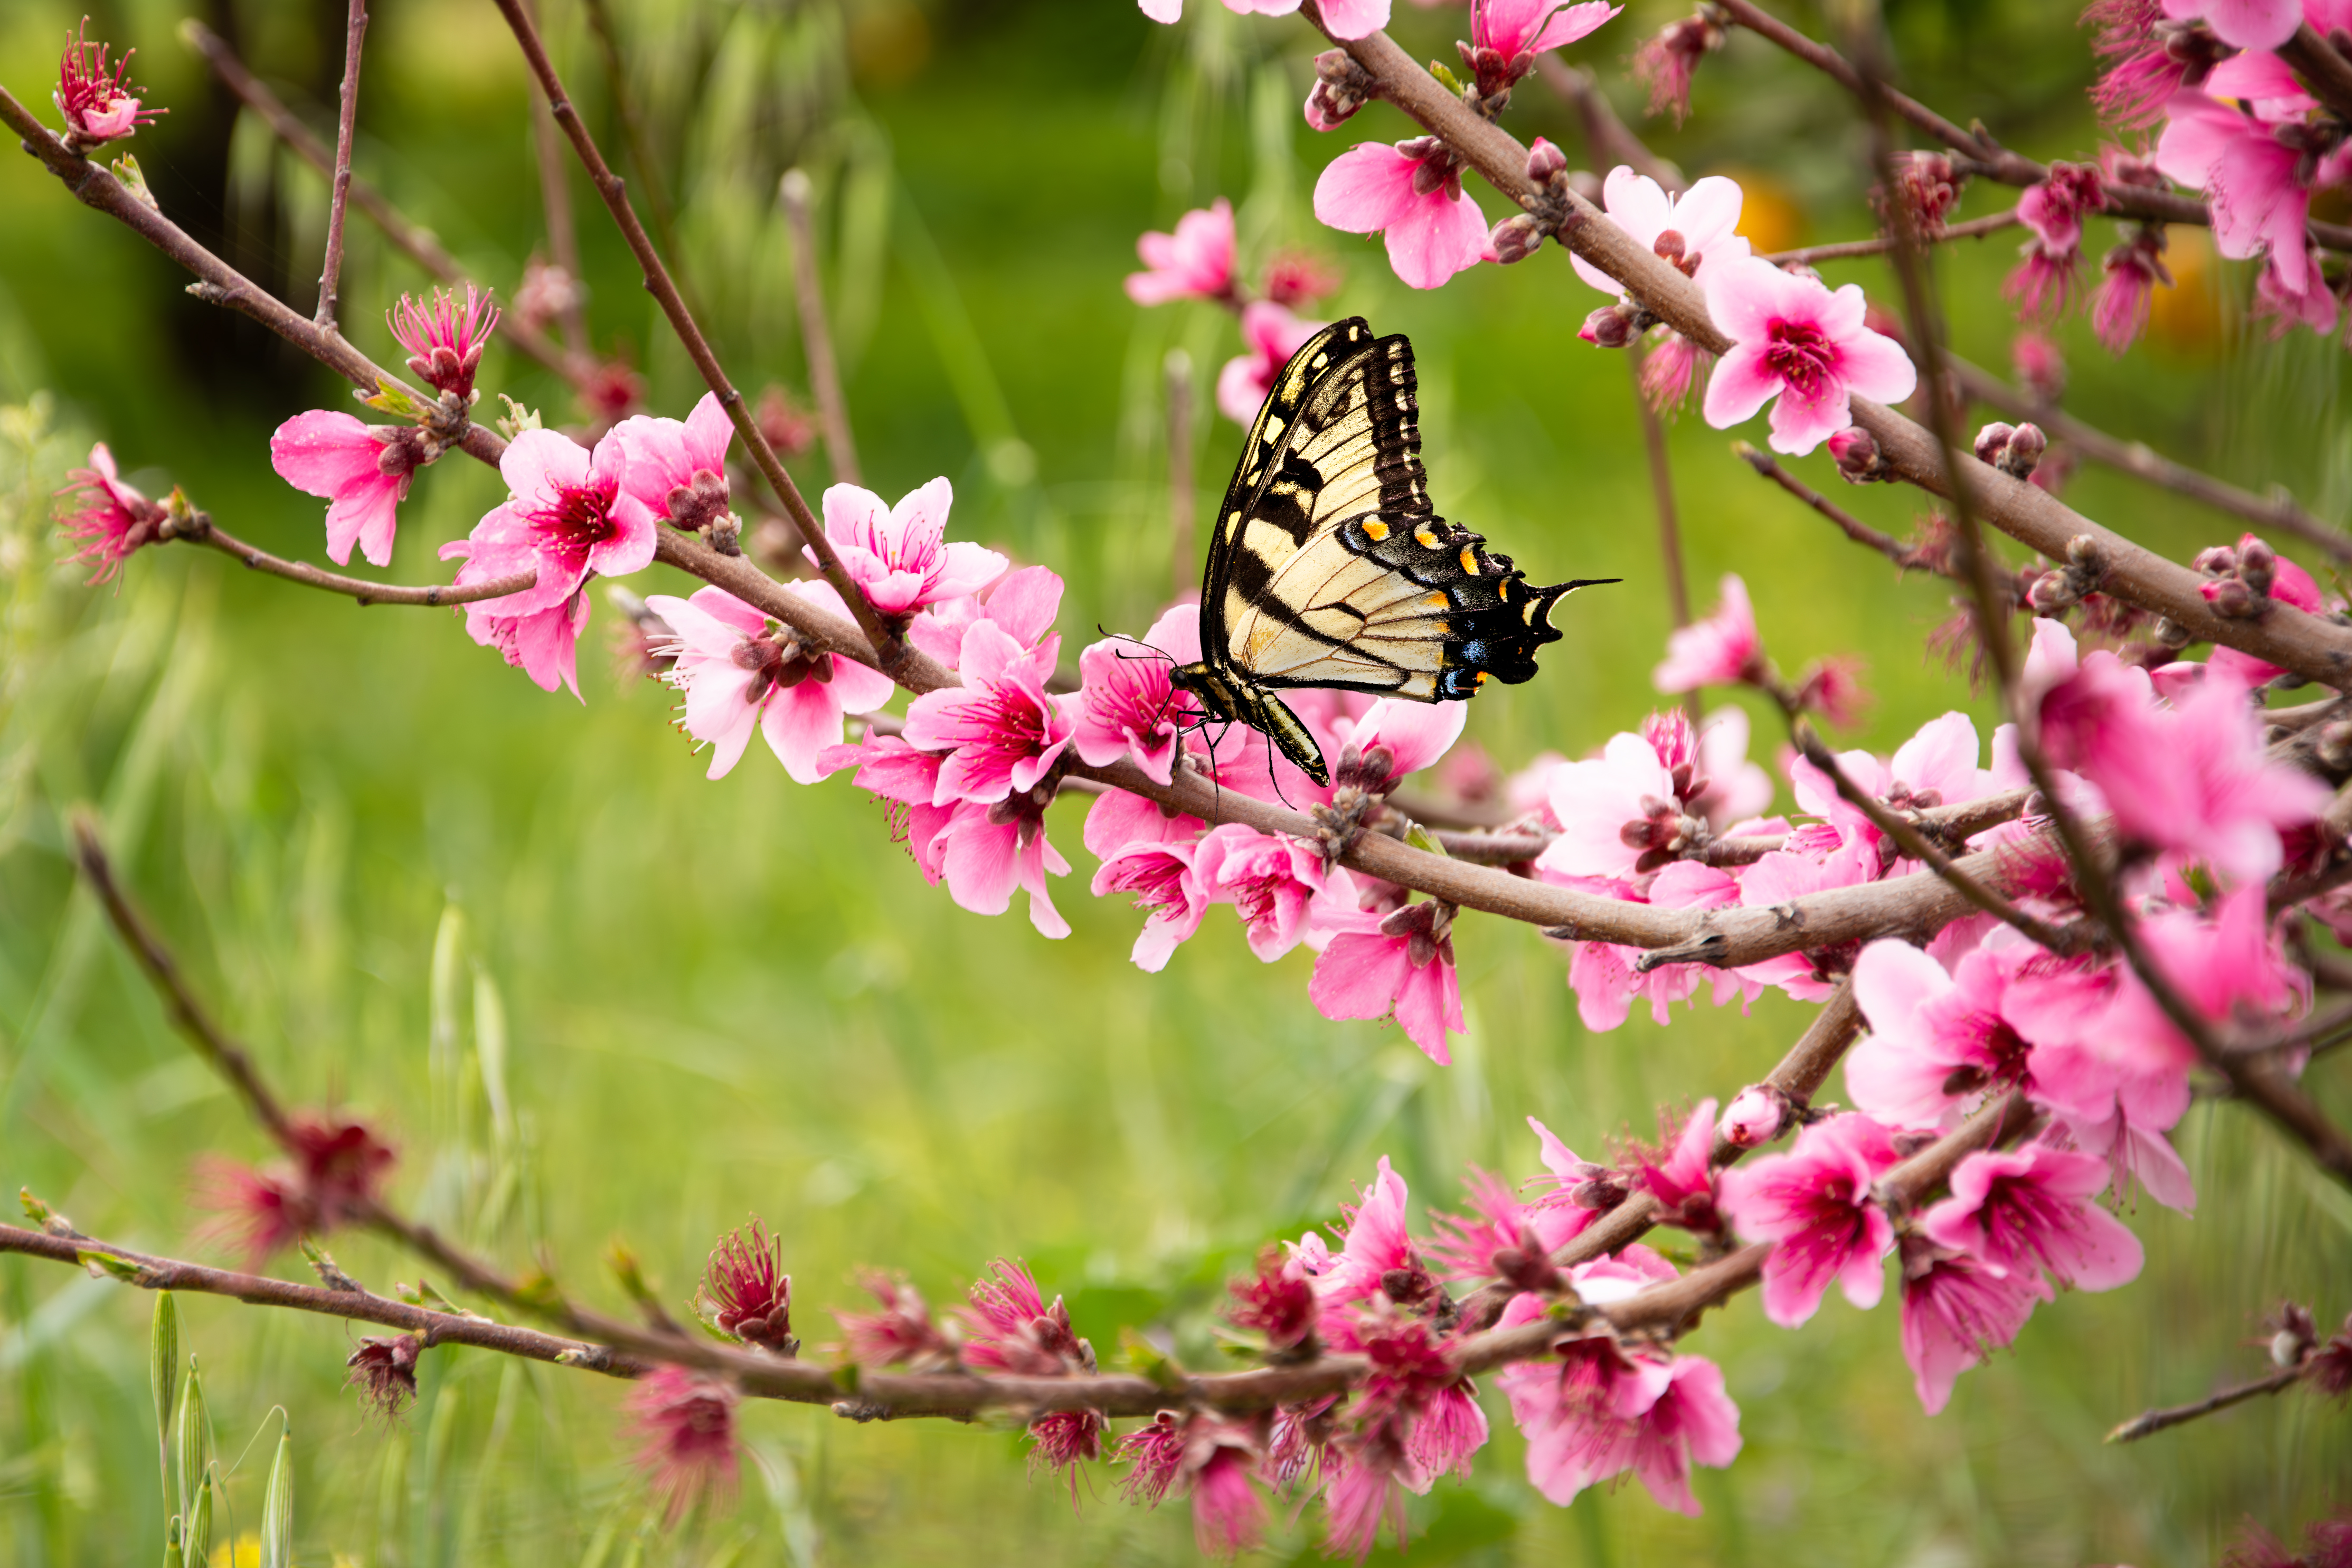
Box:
xmin=1168 ymin=316 xmax=1614 ymax=787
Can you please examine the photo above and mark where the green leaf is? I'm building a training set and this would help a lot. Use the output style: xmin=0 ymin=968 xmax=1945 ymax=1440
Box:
xmin=175 ymin=1356 xmax=209 ymax=1536
xmin=1402 ymin=821 xmax=1450 ymax=858
xmin=356 ymin=382 xmax=427 ymax=420
xmin=494 ymin=393 xmax=542 ymax=440
xmin=261 ymin=1417 xmax=294 ymax=1568
xmin=149 ymin=1293 xmax=180 ymax=1469
xmin=185 ymin=1465 xmax=213 ymax=1568
xmin=78 ymin=1248 xmax=145 ymax=1283
xmin=1117 ymin=1326 xmax=1186 ymax=1392
xmin=1430 ymin=60 xmax=1467 ymax=95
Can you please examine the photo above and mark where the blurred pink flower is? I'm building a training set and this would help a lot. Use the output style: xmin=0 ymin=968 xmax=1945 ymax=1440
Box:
xmin=2087 ymin=0 xmax=2193 ymax=127
xmin=2161 ymin=0 xmax=2299 ymax=47
xmin=1633 ymin=13 xmax=1722 ymax=124
xmin=611 ymin=391 xmax=735 ymax=530
xmin=1717 ymin=1112 xmax=1902 ymax=1327
xmin=815 ymin=731 xmax=958 ymax=882
xmin=1654 ymin=572 xmax=1762 ymax=692
xmin=1074 ymin=603 xmax=1202 ymax=784
xmin=814 ymin=477 xmax=1005 ymax=617
xmin=1848 ymin=937 xmax=2054 ymax=1130
xmin=626 ymin=1366 xmax=739 ymax=1522
xmin=2004 ymin=165 xmax=2104 ymax=320
xmin=644 ymin=583 xmax=893 ymax=782
xmin=1319 ymin=1156 xmax=1423 ymax=1311
xmin=902 ymin=620 xmax=1073 ymax=805
xmin=453 ymin=427 xmax=655 ymax=619
xmin=1126 ymin=199 xmax=1237 ymax=305
xmin=2156 ymin=92 xmax=2320 ymax=298
xmin=1921 ymin=1142 xmax=2145 ymax=1291
xmin=1624 ymin=1098 xmax=1721 ymax=1232
xmin=936 ymin=799 xmax=1074 ymax=939
xmin=1311 ymin=901 xmax=1468 ymax=1063
xmin=2091 ymin=226 xmax=2171 ymax=353
xmin=1217 ymin=300 xmax=1325 ymax=424
xmin=270 ymin=411 xmax=418 ymax=568
xmin=56 ymin=442 xmax=167 ymax=584
xmin=1720 ymin=1085 xmax=1785 ymax=1147
xmin=1572 ymin=167 xmax=1751 ymax=298
xmin=1137 ymin=0 xmax=1385 ymax=26
xmin=388 ymin=285 xmax=499 ymax=403
xmin=1702 ymin=259 xmax=1918 ymax=456
xmin=1897 ymin=1234 xmax=2049 ymax=1414
xmin=1193 ymin=823 xmax=1334 ymax=960
xmin=1314 ymin=141 xmax=1491 ymax=291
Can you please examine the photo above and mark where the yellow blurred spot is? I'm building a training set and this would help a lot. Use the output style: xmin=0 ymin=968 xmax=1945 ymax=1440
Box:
xmin=209 ymin=1535 xmax=260 ymax=1568
xmin=2148 ymin=224 xmax=2222 ymax=354
xmin=1717 ymin=168 xmax=1806 ymax=257
xmin=849 ymin=2 xmax=931 ymax=88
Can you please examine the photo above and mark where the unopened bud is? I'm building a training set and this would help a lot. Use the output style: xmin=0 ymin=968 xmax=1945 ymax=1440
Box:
xmin=1719 ymin=1084 xmax=1787 ymax=1148
xmin=2315 ymin=719 xmax=2352 ymax=772
xmin=1828 ymin=426 xmax=1885 ymax=484
xmin=2064 ymin=533 xmax=2104 ymax=574
xmin=1580 ymin=305 xmax=1635 ymax=349
xmin=2027 ymin=569 xmax=2079 ymax=613
xmin=2205 ymin=576 xmax=2257 ymax=618
xmin=2152 ymin=616 xmax=2193 ymax=650
xmin=708 ymin=515 xmax=743 ymax=557
xmin=2238 ymin=537 xmax=2277 ymax=597
xmin=1652 ymin=228 xmax=1687 ymax=267
xmin=2192 ymin=543 xmax=2239 ymax=576
xmin=1525 ymin=136 xmax=1566 ymax=185
xmin=1491 ymin=212 xmax=1546 ymax=264
xmin=1972 ymin=421 xmax=2015 ymax=466
xmin=1995 ymin=422 xmax=2046 ymax=479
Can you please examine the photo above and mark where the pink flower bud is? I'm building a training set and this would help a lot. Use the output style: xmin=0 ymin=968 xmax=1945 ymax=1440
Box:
xmin=1972 ymin=421 xmax=2016 ymax=466
xmin=2192 ymin=543 xmax=2241 ymax=575
xmin=2239 ymin=536 xmax=2277 ymax=597
xmin=2204 ymin=576 xmax=2258 ymax=618
xmin=1490 ymin=213 xmax=1545 ymax=265
xmin=1580 ymin=305 xmax=1635 ymax=348
xmin=1995 ymin=422 xmax=2047 ymax=480
xmin=1719 ymin=1085 xmax=1788 ymax=1148
xmin=1828 ymin=426 xmax=1884 ymax=484
xmin=1525 ymin=136 xmax=1567 ymax=185
xmin=2027 ymin=569 xmax=2079 ymax=613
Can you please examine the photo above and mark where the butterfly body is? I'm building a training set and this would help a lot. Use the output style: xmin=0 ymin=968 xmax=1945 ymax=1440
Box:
xmin=1170 ymin=316 xmax=1612 ymax=787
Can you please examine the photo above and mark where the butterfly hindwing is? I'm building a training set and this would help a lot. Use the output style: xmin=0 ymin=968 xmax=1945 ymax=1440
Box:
xmin=1173 ymin=317 xmax=1612 ymax=786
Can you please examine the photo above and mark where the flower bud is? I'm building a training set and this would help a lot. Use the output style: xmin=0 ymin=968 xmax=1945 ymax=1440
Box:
xmin=1718 ymin=1085 xmax=1787 ymax=1148
xmin=2152 ymin=616 xmax=2194 ymax=650
xmin=1828 ymin=426 xmax=1884 ymax=484
xmin=2238 ymin=536 xmax=2277 ymax=597
xmin=1995 ymin=422 xmax=2046 ymax=479
xmin=2192 ymin=543 xmax=2240 ymax=576
xmin=1972 ymin=422 xmax=2015 ymax=466
xmin=1652 ymin=228 xmax=1687 ymax=268
xmin=2027 ymin=569 xmax=2079 ymax=613
xmin=1580 ymin=305 xmax=1635 ymax=349
xmin=2064 ymin=533 xmax=2104 ymax=574
xmin=2315 ymin=719 xmax=2352 ymax=772
xmin=2205 ymin=576 xmax=2257 ymax=618
xmin=1490 ymin=213 xmax=1546 ymax=265
xmin=1526 ymin=136 xmax=1567 ymax=185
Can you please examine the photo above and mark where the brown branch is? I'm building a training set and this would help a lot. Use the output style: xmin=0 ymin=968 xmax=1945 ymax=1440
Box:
xmin=1299 ymin=23 xmax=2352 ymax=693
xmin=1946 ymin=355 xmax=2352 ymax=564
xmin=2278 ymin=23 xmax=2352 ymax=126
xmin=313 ymin=0 xmax=367 ymax=331
xmin=487 ymin=1 xmax=905 ymax=676
xmin=2104 ymin=1364 xmax=2308 ymax=1443
xmin=1536 ymin=58 xmax=1683 ymax=193
xmin=521 ymin=5 xmax=590 ymax=357
xmin=779 ymin=169 xmax=862 ymax=487
xmin=180 ymin=20 xmax=587 ymax=390
xmin=1732 ymin=441 xmax=1950 ymax=575
xmin=1763 ymin=208 xmax=2019 ymax=267
xmin=1877 ymin=1091 xmax=2034 ymax=1208
xmin=185 ymin=517 xmax=535 ymax=607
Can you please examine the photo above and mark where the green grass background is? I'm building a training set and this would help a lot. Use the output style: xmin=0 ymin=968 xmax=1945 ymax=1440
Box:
xmin=1 ymin=0 xmax=2348 ymax=1563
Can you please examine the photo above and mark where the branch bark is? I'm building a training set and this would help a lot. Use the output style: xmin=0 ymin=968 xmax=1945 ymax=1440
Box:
xmin=187 ymin=517 xmax=536 ymax=607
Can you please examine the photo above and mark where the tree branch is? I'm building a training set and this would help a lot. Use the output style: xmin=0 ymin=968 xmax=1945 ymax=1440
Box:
xmin=1732 ymin=442 xmax=1952 ymax=575
xmin=779 ymin=169 xmax=861 ymax=487
xmin=2104 ymin=1364 xmax=2308 ymax=1443
xmin=184 ymin=516 xmax=536 ymax=607
xmin=313 ymin=0 xmax=367 ymax=331
xmin=1762 ymin=208 xmax=2019 ymax=267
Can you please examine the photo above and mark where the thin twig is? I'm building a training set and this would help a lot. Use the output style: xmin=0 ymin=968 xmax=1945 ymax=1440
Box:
xmin=2104 ymin=1365 xmax=2308 ymax=1443
xmin=1946 ymin=355 xmax=2352 ymax=564
xmin=1733 ymin=441 xmax=1952 ymax=575
xmin=313 ymin=0 xmax=367 ymax=330
xmin=1629 ymin=343 xmax=1698 ymax=721
xmin=185 ymin=517 xmax=536 ymax=607
xmin=181 ymin=20 xmax=588 ymax=390
xmin=521 ymin=2 xmax=591 ymax=357
xmin=488 ymin=1 xmax=905 ymax=674
xmin=779 ymin=169 xmax=861 ymax=487
xmin=1762 ymin=207 xmax=2019 ymax=267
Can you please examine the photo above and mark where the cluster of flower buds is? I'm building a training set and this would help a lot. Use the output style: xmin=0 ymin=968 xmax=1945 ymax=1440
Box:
xmin=2027 ymin=534 xmax=2111 ymax=615
xmin=1828 ymin=425 xmax=1897 ymax=484
xmin=1973 ymin=420 xmax=2049 ymax=481
xmin=1579 ymin=299 xmax=1654 ymax=349
xmin=1305 ymin=48 xmax=1377 ymax=133
xmin=1632 ymin=4 xmax=1727 ymax=125
xmin=2194 ymin=534 xmax=2282 ymax=619
xmin=1873 ymin=150 xmax=1966 ymax=238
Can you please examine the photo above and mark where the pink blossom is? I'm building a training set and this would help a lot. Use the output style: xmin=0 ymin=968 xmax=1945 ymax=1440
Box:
xmin=1729 ymin=835 xmax=1882 ymax=1002
xmin=1074 ymin=603 xmax=1201 ymax=785
xmin=902 ymin=621 xmax=1073 ymax=805
xmin=1637 ymin=329 xmax=1714 ymax=415
xmin=815 ymin=731 xmax=959 ymax=883
xmin=2253 ymin=246 xmax=2341 ymax=337
xmin=626 ymin=1366 xmax=739 ymax=1522
xmin=2004 ymin=165 xmax=2105 ymax=320
xmin=644 ymin=583 xmax=893 ymax=782
xmin=1625 ymin=1098 xmax=1721 ymax=1232
xmin=1633 ymin=13 xmax=1722 ymax=124
xmin=1897 ymin=1234 xmax=2049 ymax=1415
xmin=1309 ymin=901 xmax=1467 ymax=1063
xmin=1189 ymin=1428 xmax=1268 ymax=1556
xmin=53 ymin=21 xmax=162 ymax=146
xmin=936 ymin=798 xmax=1074 ymax=939
xmin=1720 ymin=1085 xmax=1786 ymax=1147
xmin=1081 ymin=783 xmax=1204 ymax=861
xmin=448 ymin=571 xmax=591 ymax=699
xmin=1921 ymin=1143 xmax=2146 ymax=1291
xmin=2092 ymin=226 xmax=2172 ymax=352
xmin=2086 ymin=0 xmax=2206 ymax=128
xmin=1654 ymin=572 xmax=1762 ymax=692
xmin=1317 ymin=0 xmax=1394 ymax=37
xmin=2156 ymin=92 xmax=2318 ymax=297
xmin=1314 ymin=141 xmax=1491 ymax=291
xmin=1573 ymin=167 xmax=1752 ymax=298
xmin=907 ymin=562 xmax=1063 ymax=668
xmin=1216 ymin=300 xmax=1324 ymax=424
xmin=1623 ymin=1353 xmax=1743 ymax=1514
xmin=1126 ymin=199 xmax=1236 ymax=305
xmin=1192 ymin=823 xmax=1333 ymax=960
xmin=1848 ymin=937 xmax=2053 ymax=1130
xmin=960 ymin=1259 xmax=1092 ymax=1374
xmin=1317 ymin=1158 xmax=1431 ymax=1324
xmin=814 ymin=477 xmax=1005 ymax=617
xmin=1091 ymin=840 xmax=1210 ymax=971
xmin=1323 ymin=696 xmax=1470 ymax=792
xmin=2039 ymin=655 xmax=2327 ymax=883
xmin=55 ymin=442 xmax=166 ymax=584
xmin=1138 ymin=0 xmax=1310 ymax=20
xmin=1717 ymin=1112 xmax=1902 ymax=1327
xmin=449 ymin=427 xmax=655 ymax=619
xmin=1702 ymin=258 xmax=1919 ymax=456
xmin=1537 ymin=733 xmax=1679 ymax=882
xmin=388 ymin=285 xmax=499 ymax=403
xmin=1557 ymin=862 xmax=1758 ymax=1029
xmin=1425 ymin=1166 xmax=1597 ymax=1284
xmin=1320 ymin=1433 xmax=1420 ymax=1561
xmin=1472 ymin=0 xmax=1619 ymax=57
xmin=610 ymin=392 xmax=735 ymax=530
xmin=2160 ymin=0 xmax=2301 ymax=48
xmin=269 ymin=411 xmax=419 ymax=569
xmin=697 ymin=1218 xmax=795 ymax=1352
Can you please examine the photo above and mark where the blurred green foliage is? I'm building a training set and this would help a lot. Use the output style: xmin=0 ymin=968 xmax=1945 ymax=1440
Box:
xmin=0 ymin=0 xmax=2347 ymax=1563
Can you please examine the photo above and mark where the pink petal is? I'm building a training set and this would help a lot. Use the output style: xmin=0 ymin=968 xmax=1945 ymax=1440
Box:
xmin=1313 ymin=145 xmax=1420 ymax=236
xmin=1701 ymin=342 xmax=1780 ymax=429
